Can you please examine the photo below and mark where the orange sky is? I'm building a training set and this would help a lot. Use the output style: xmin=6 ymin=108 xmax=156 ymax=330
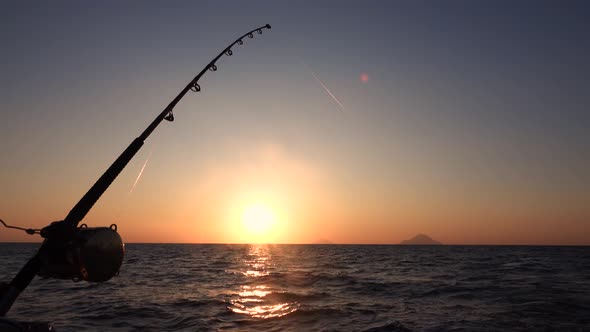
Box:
xmin=1 ymin=142 xmax=588 ymax=245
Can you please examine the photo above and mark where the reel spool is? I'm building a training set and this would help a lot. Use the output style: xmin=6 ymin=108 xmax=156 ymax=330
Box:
xmin=38 ymin=224 xmax=124 ymax=282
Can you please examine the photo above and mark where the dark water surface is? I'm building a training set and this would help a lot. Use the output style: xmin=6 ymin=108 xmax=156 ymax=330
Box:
xmin=1 ymin=244 xmax=590 ymax=331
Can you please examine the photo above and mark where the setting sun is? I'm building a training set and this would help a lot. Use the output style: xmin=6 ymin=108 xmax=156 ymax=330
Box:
xmin=241 ymin=203 xmax=278 ymax=241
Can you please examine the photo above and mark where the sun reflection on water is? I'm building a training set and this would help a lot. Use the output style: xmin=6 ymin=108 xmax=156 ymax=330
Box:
xmin=228 ymin=244 xmax=299 ymax=319
xmin=239 ymin=285 xmax=271 ymax=298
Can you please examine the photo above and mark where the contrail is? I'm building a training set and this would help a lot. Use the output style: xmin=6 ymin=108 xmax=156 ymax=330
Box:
xmin=112 ymin=150 xmax=153 ymax=222
xmin=130 ymin=151 xmax=152 ymax=194
xmin=301 ymin=60 xmax=345 ymax=111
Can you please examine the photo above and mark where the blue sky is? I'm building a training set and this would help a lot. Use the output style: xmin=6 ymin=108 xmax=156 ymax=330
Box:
xmin=1 ymin=1 xmax=589 ymax=244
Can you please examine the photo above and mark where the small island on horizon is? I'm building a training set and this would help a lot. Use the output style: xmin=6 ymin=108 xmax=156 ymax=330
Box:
xmin=400 ymin=234 xmax=442 ymax=245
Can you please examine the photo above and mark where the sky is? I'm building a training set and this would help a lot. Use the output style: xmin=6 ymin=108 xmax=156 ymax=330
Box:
xmin=1 ymin=1 xmax=589 ymax=245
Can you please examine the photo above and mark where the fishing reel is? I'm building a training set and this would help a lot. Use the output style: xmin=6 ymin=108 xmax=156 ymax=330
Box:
xmin=38 ymin=221 xmax=124 ymax=282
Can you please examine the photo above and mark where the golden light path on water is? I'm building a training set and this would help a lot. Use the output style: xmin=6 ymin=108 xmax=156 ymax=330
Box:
xmin=228 ymin=245 xmax=299 ymax=319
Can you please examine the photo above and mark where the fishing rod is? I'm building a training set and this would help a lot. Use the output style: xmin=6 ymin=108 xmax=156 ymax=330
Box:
xmin=0 ymin=24 xmax=272 ymax=322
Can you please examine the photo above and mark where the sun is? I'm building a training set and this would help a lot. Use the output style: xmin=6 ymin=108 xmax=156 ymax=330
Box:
xmin=241 ymin=203 xmax=277 ymax=239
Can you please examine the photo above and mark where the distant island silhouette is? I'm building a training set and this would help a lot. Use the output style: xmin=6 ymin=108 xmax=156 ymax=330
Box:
xmin=400 ymin=234 xmax=442 ymax=245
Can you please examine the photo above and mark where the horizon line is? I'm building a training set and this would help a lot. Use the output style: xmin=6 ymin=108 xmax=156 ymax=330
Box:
xmin=1 ymin=241 xmax=589 ymax=247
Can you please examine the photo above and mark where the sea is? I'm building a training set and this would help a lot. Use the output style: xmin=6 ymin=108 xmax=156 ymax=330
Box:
xmin=1 ymin=243 xmax=590 ymax=331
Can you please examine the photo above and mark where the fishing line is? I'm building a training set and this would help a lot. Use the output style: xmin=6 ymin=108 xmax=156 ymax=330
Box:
xmin=0 ymin=218 xmax=40 ymax=235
